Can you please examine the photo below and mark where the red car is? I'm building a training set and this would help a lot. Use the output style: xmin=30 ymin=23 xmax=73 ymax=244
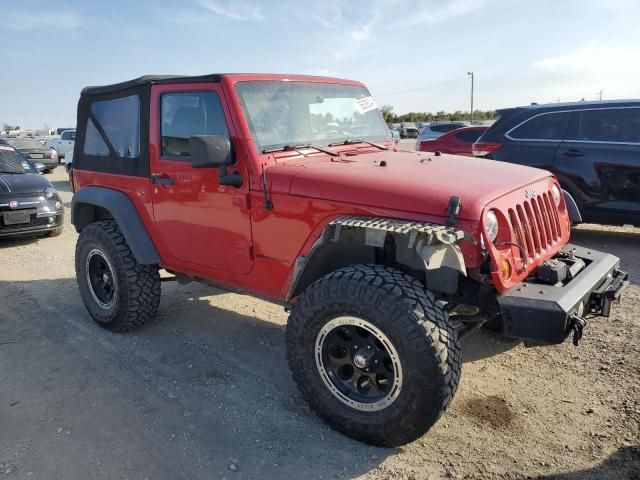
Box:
xmin=67 ymin=74 xmax=626 ymax=447
xmin=417 ymin=125 xmax=488 ymax=156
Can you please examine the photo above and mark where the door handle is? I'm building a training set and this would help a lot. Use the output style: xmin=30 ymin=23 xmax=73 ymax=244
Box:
xmin=563 ymin=149 xmax=584 ymax=158
xmin=150 ymin=174 xmax=175 ymax=186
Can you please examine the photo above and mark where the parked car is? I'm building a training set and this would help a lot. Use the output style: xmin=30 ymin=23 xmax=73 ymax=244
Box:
xmin=473 ymin=100 xmax=640 ymax=226
xmin=399 ymin=122 xmax=418 ymax=138
xmin=0 ymin=144 xmax=64 ymax=238
xmin=415 ymin=121 xmax=468 ymax=148
xmin=68 ymin=73 xmax=625 ymax=448
xmin=1 ymin=137 xmax=58 ymax=173
xmin=418 ymin=125 xmax=488 ymax=156
xmin=46 ymin=129 xmax=75 ymax=159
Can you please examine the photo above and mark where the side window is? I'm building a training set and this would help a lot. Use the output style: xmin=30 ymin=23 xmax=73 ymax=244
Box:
xmin=90 ymin=95 xmax=140 ymax=158
xmin=161 ymin=91 xmax=229 ymax=158
xmin=84 ymin=119 xmax=109 ymax=156
xmin=455 ymin=129 xmax=483 ymax=143
xmin=61 ymin=131 xmax=69 ymax=140
xmin=508 ymin=112 xmax=570 ymax=140
xmin=565 ymin=108 xmax=640 ymax=143
xmin=442 ymin=124 xmax=462 ymax=133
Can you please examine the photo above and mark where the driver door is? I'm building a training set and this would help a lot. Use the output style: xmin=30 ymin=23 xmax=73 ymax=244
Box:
xmin=149 ymin=83 xmax=253 ymax=275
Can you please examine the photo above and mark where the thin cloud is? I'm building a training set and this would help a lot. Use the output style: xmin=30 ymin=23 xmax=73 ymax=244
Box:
xmin=196 ymin=0 xmax=263 ymax=21
xmin=391 ymin=0 xmax=491 ymax=28
xmin=3 ymin=9 xmax=82 ymax=31
xmin=533 ymin=43 xmax=640 ymax=75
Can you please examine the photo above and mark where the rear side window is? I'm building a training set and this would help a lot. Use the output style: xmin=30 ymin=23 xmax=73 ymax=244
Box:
xmin=508 ymin=112 xmax=569 ymax=140
xmin=85 ymin=95 xmax=140 ymax=158
xmin=454 ymin=129 xmax=484 ymax=143
xmin=431 ymin=123 xmax=465 ymax=134
xmin=84 ymin=119 xmax=109 ymax=156
xmin=161 ymin=91 xmax=229 ymax=158
xmin=565 ymin=108 xmax=640 ymax=143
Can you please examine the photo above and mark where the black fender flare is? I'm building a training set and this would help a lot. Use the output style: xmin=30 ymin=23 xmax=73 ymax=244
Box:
xmin=71 ymin=186 xmax=160 ymax=265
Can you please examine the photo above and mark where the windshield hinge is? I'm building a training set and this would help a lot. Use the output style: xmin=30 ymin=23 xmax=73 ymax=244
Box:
xmin=262 ymin=164 xmax=273 ymax=211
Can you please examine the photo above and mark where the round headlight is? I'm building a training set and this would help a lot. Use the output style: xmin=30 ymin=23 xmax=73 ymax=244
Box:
xmin=485 ymin=209 xmax=499 ymax=242
xmin=551 ymin=184 xmax=562 ymax=207
xmin=44 ymin=187 xmax=57 ymax=199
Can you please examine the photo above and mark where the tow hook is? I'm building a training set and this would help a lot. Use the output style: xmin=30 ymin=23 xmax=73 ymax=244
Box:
xmin=569 ymin=314 xmax=587 ymax=346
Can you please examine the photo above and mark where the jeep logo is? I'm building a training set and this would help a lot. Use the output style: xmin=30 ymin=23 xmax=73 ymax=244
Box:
xmin=9 ymin=200 xmax=18 ymax=209
xmin=525 ymin=189 xmax=537 ymax=198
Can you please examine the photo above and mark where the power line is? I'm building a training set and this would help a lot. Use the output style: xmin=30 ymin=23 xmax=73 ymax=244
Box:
xmin=375 ymin=77 xmax=468 ymax=97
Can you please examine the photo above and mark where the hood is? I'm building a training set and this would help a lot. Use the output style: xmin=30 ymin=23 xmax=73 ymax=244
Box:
xmin=0 ymin=172 xmax=51 ymax=195
xmin=274 ymin=150 xmax=552 ymax=221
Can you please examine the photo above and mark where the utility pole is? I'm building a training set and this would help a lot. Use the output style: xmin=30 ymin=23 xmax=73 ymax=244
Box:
xmin=467 ymin=72 xmax=474 ymax=124
xmin=597 ymin=89 xmax=603 ymax=101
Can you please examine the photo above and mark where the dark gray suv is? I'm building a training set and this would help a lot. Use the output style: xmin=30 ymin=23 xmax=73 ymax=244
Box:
xmin=473 ymin=100 xmax=640 ymax=226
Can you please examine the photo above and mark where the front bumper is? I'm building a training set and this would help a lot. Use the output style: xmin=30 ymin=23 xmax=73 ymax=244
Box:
xmin=0 ymin=195 xmax=64 ymax=238
xmin=497 ymin=244 xmax=628 ymax=345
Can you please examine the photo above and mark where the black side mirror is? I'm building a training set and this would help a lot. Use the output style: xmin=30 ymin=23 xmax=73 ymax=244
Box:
xmin=189 ymin=135 xmax=233 ymax=168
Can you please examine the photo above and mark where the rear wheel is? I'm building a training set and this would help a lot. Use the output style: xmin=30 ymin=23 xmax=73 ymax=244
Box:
xmin=75 ymin=220 xmax=160 ymax=332
xmin=286 ymin=264 xmax=461 ymax=447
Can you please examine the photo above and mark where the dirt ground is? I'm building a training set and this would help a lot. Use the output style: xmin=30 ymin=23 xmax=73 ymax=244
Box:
xmin=0 ymin=165 xmax=638 ymax=480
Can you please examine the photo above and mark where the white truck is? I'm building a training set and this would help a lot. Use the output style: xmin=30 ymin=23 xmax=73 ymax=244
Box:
xmin=46 ymin=129 xmax=75 ymax=159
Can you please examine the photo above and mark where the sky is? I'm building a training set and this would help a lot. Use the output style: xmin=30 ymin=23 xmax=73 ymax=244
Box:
xmin=1 ymin=0 xmax=640 ymax=129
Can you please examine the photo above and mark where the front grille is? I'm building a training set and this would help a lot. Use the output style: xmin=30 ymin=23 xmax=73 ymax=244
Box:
xmin=507 ymin=191 xmax=562 ymax=264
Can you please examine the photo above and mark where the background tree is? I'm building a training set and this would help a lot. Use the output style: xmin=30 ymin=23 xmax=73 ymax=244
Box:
xmin=2 ymin=123 xmax=20 ymax=133
xmin=380 ymin=104 xmax=395 ymax=124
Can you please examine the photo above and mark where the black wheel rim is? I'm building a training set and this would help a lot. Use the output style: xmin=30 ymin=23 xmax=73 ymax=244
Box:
xmin=85 ymin=248 xmax=117 ymax=309
xmin=315 ymin=317 xmax=402 ymax=411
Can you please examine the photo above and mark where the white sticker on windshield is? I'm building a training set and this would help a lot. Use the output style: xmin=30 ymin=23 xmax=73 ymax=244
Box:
xmin=0 ymin=145 xmax=15 ymax=151
xmin=354 ymin=96 xmax=378 ymax=113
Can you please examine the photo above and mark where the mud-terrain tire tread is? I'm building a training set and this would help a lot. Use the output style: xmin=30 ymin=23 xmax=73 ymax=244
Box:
xmin=286 ymin=264 xmax=461 ymax=447
xmin=75 ymin=219 xmax=160 ymax=332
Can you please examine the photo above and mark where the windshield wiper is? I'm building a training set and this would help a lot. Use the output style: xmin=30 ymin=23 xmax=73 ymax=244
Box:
xmin=328 ymin=139 xmax=388 ymax=151
xmin=0 ymin=171 xmax=23 ymax=174
xmin=263 ymin=144 xmax=340 ymax=157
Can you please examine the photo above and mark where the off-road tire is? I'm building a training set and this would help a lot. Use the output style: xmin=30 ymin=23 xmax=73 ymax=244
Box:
xmin=75 ymin=219 xmax=160 ymax=332
xmin=286 ymin=264 xmax=461 ymax=447
xmin=46 ymin=226 xmax=63 ymax=237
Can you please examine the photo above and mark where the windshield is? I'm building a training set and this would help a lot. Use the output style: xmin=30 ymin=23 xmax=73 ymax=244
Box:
xmin=235 ymin=81 xmax=390 ymax=152
xmin=0 ymin=146 xmax=32 ymax=173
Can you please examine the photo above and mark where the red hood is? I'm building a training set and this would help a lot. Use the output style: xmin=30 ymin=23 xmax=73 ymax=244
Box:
xmin=268 ymin=150 xmax=552 ymax=221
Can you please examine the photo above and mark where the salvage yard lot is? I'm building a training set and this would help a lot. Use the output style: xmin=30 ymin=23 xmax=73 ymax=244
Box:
xmin=0 ymin=167 xmax=638 ymax=479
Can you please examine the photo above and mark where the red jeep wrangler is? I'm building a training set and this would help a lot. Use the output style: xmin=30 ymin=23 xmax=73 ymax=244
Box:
xmin=68 ymin=74 xmax=627 ymax=447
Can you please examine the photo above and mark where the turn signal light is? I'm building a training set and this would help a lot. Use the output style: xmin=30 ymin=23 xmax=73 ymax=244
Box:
xmin=500 ymin=260 xmax=512 ymax=280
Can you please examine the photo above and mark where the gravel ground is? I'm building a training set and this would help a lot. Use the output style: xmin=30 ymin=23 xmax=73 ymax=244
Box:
xmin=0 ymin=164 xmax=638 ymax=479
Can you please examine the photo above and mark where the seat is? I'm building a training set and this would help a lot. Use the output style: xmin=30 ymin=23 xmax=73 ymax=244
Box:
xmin=164 ymin=107 xmax=206 ymax=156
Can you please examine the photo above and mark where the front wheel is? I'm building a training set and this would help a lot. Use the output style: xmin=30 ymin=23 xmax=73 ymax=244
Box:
xmin=286 ymin=265 xmax=461 ymax=447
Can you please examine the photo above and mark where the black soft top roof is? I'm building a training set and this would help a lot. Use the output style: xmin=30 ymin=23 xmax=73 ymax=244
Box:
xmin=81 ymin=74 xmax=223 ymax=96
